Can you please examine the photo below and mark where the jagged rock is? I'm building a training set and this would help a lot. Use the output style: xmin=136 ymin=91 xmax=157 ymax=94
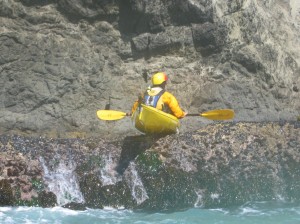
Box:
xmin=0 ymin=122 xmax=299 ymax=210
xmin=57 ymin=0 xmax=119 ymax=22
xmin=63 ymin=202 xmax=86 ymax=210
xmin=7 ymin=167 xmax=19 ymax=177
xmin=135 ymin=151 xmax=197 ymax=210
xmin=0 ymin=179 xmax=14 ymax=206
xmin=192 ymin=22 xmax=228 ymax=56
xmin=38 ymin=191 xmax=57 ymax=207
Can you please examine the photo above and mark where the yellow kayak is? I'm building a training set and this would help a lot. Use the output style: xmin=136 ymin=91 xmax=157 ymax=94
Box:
xmin=132 ymin=104 xmax=179 ymax=134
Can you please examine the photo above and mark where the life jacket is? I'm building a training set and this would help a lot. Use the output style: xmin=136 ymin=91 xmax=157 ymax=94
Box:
xmin=131 ymin=88 xmax=184 ymax=118
xmin=143 ymin=87 xmax=165 ymax=108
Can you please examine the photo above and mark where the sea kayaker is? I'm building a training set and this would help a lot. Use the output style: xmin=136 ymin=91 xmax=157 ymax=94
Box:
xmin=129 ymin=72 xmax=187 ymax=118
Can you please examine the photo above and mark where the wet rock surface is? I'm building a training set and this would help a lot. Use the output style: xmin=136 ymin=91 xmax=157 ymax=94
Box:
xmin=0 ymin=122 xmax=299 ymax=210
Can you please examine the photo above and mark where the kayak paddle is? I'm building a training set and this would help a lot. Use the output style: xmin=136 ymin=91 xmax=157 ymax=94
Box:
xmin=96 ymin=110 xmax=128 ymax=120
xmin=97 ymin=109 xmax=234 ymax=121
xmin=187 ymin=109 xmax=234 ymax=120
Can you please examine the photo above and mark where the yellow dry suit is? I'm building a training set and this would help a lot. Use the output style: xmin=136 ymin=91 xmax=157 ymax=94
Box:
xmin=131 ymin=87 xmax=185 ymax=119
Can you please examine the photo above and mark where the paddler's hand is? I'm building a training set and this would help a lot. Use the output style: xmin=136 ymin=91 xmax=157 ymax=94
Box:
xmin=126 ymin=112 xmax=132 ymax=116
xmin=182 ymin=109 xmax=188 ymax=117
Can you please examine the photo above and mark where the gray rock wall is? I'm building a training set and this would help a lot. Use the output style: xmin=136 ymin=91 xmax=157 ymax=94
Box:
xmin=0 ymin=0 xmax=299 ymax=137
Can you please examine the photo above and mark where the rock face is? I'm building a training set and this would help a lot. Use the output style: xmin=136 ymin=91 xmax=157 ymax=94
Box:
xmin=0 ymin=0 xmax=299 ymax=137
xmin=1 ymin=1 xmax=300 ymax=211
xmin=0 ymin=122 xmax=299 ymax=210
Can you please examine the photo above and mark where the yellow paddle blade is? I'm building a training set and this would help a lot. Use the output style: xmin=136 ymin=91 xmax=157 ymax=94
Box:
xmin=200 ymin=109 xmax=234 ymax=120
xmin=96 ymin=110 xmax=127 ymax=121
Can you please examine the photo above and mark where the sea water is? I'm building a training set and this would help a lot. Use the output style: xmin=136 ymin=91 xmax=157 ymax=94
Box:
xmin=1 ymin=201 xmax=300 ymax=224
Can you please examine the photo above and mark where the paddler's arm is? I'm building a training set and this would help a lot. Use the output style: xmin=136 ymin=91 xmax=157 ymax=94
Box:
xmin=130 ymin=93 xmax=144 ymax=114
xmin=131 ymin=100 xmax=139 ymax=114
xmin=162 ymin=92 xmax=186 ymax=119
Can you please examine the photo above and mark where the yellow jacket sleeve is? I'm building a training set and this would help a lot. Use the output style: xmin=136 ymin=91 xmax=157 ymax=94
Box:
xmin=161 ymin=92 xmax=185 ymax=118
xmin=131 ymin=100 xmax=139 ymax=114
xmin=131 ymin=93 xmax=145 ymax=114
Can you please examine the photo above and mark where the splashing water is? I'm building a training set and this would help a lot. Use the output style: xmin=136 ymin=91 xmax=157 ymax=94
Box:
xmin=99 ymin=154 xmax=121 ymax=186
xmin=125 ymin=162 xmax=149 ymax=205
xmin=40 ymin=157 xmax=84 ymax=206
xmin=194 ymin=189 xmax=204 ymax=208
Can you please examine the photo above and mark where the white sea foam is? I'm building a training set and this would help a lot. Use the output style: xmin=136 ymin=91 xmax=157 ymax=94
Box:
xmin=50 ymin=206 xmax=80 ymax=216
xmin=239 ymin=207 xmax=262 ymax=215
xmin=210 ymin=193 xmax=220 ymax=200
xmin=40 ymin=157 xmax=85 ymax=206
xmin=125 ymin=162 xmax=149 ymax=205
xmin=194 ymin=189 xmax=204 ymax=208
xmin=15 ymin=206 xmax=34 ymax=212
xmin=2 ymin=216 xmax=14 ymax=224
xmin=99 ymin=153 xmax=122 ymax=186
xmin=0 ymin=207 xmax=12 ymax=212
xmin=103 ymin=206 xmax=126 ymax=210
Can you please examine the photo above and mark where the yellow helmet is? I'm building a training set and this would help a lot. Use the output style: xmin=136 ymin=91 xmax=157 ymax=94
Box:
xmin=151 ymin=72 xmax=168 ymax=85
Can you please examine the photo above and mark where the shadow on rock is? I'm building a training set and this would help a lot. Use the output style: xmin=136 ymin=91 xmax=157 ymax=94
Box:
xmin=115 ymin=134 xmax=165 ymax=175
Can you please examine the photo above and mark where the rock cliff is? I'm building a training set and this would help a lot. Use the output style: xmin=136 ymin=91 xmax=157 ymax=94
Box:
xmin=1 ymin=0 xmax=299 ymax=137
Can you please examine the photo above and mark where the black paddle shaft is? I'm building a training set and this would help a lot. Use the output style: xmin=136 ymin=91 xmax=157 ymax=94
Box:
xmin=186 ymin=114 xmax=200 ymax=116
